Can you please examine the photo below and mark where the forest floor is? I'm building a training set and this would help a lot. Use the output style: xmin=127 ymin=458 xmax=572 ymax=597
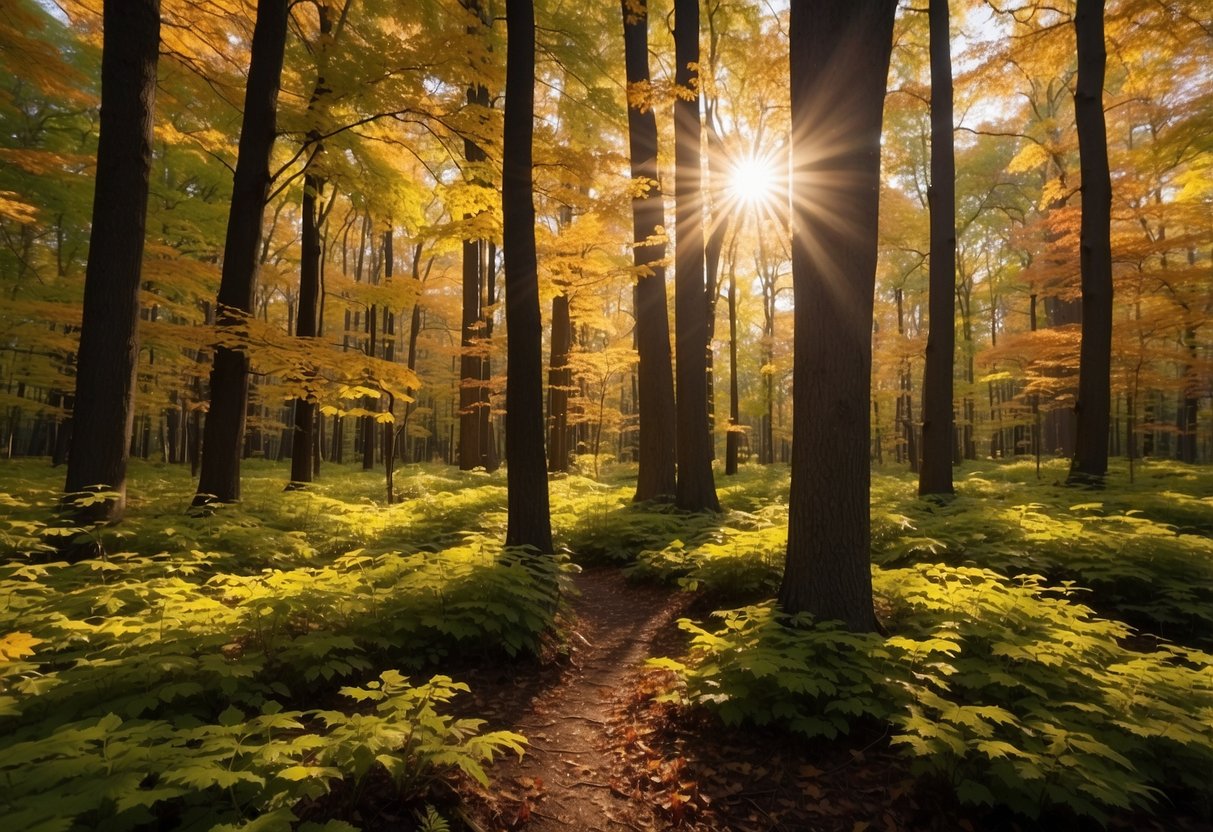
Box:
xmin=458 ymin=569 xmax=921 ymax=832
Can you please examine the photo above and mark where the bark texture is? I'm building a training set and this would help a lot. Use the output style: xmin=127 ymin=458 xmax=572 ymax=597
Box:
xmin=672 ymin=0 xmax=720 ymax=512
xmin=918 ymin=0 xmax=957 ymax=497
xmin=1068 ymin=0 xmax=1114 ymax=485
xmin=503 ymin=0 xmax=553 ymax=553
xmin=194 ymin=0 xmax=288 ymax=504
xmin=621 ymin=0 xmax=677 ymax=501
xmin=288 ymin=173 xmax=323 ymax=487
xmin=65 ymin=0 xmax=161 ymax=525
xmin=779 ymin=0 xmax=896 ymax=631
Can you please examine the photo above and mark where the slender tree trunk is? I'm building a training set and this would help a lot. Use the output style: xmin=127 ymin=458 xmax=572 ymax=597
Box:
xmin=726 ymin=252 xmax=740 ymax=475
xmin=778 ymin=0 xmax=896 ymax=631
xmin=1068 ymin=0 xmax=1113 ymax=485
xmin=63 ymin=0 xmax=160 ymax=531
xmin=362 ymin=302 xmax=377 ymax=470
xmin=288 ymin=173 xmax=323 ymax=488
xmin=400 ymin=243 xmax=427 ymax=463
xmin=673 ymin=0 xmax=720 ymax=512
xmin=547 ymin=291 xmax=572 ymax=471
xmin=503 ymin=0 xmax=553 ymax=552
xmin=918 ymin=0 xmax=956 ymax=497
xmin=194 ymin=0 xmax=288 ymax=505
xmin=459 ymin=0 xmax=493 ymax=471
xmin=621 ymin=0 xmax=677 ymax=501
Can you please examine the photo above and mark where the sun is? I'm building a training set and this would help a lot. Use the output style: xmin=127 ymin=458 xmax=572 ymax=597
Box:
xmin=728 ymin=151 xmax=781 ymax=207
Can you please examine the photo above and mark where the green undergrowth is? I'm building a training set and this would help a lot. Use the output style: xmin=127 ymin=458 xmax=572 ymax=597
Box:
xmin=0 ymin=460 xmax=569 ymax=830
xmin=611 ymin=459 xmax=1212 ymax=647
xmin=652 ymin=565 xmax=1213 ymax=824
xmin=871 ymin=460 xmax=1213 ymax=644
xmin=3 ymin=456 xmax=1212 ymax=826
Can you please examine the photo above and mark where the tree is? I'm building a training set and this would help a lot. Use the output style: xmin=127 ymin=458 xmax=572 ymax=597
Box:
xmin=288 ymin=1 xmax=340 ymax=489
xmin=459 ymin=0 xmax=497 ymax=473
xmin=673 ymin=0 xmax=720 ymax=512
xmin=778 ymin=0 xmax=897 ymax=631
xmin=621 ymin=0 xmax=677 ymax=501
xmin=918 ymin=0 xmax=957 ymax=497
xmin=63 ymin=0 xmax=161 ymax=528
xmin=1068 ymin=0 xmax=1113 ymax=485
xmin=193 ymin=0 xmax=289 ymax=505
xmin=503 ymin=0 xmax=552 ymax=553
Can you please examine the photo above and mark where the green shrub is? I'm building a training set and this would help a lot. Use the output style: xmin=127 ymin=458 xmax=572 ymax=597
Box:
xmin=653 ymin=564 xmax=1213 ymax=823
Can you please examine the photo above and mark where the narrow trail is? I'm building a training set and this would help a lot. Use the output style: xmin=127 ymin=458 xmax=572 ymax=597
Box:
xmin=464 ymin=568 xmax=691 ymax=831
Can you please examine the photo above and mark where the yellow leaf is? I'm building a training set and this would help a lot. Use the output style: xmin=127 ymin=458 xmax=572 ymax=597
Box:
xmin=0 ymin=632 xmax=43 ymax=661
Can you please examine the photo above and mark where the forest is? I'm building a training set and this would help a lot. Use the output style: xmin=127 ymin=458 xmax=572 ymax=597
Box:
xmin=0 ymin=0 xmax=1210 ymax=829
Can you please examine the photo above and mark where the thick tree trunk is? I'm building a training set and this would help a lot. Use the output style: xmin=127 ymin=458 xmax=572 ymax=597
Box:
xmin=194 ymin=0 xmax=288 ymax=504
xmin=63 ymin=0 xmax=160 ymax=529
xmin=673 ymin=0 xmax=720 ymax=512
xmin=503 ymin=0 xmax=553 ymax=553
xmin=779 ymin=0 xmax=896 ymax=631
xmin=1068 ymin=0 xmax=1113 ymax=485
xmin=621 ymin=0 xmax=677 ymax=502
xmin=918 ymin=0 xmax=956 ymax=497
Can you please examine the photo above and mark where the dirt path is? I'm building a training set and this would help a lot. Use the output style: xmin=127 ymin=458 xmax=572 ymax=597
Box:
xmin=463 ymin=567 xmax=691 ymax=831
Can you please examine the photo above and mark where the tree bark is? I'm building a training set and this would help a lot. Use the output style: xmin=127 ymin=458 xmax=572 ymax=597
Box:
xmin=459 ymin=0 xmax=494 ymax=471
xmin=918 ymin=0 xmax=956 ymax=497
xmin=547 ymin=291 xmax=572 ymax=471
xmin=1067 ymin=0 xmax=1114 ymax=485
xmin=64 ymin=0 xmax=161 ymax=528
xmin=779 ymin=0 xmax=896 ymax=631
xmin=194 ymin=0 xmax=288 ymax=504
xmin=288 ymin=173 xmax=323 ymax=488
xmin=673 ymin=0 xmax=720 ymax=512
xmin=503 ymin=0 xmax=553 ymax=553
xmin=726 ymin=250 xmax=740 ymax=475
xmin=621 ymin=0 xmax=677 ymax=502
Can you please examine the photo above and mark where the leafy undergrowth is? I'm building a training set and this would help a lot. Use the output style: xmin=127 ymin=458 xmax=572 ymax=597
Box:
xmin=0 ymin=460 xmax=565 ymax=831
xmin=653 ymin=567 xmax=1213 ymax=825
xmin=2 ymin=456 xmax=1212 ymax=827
xmin=620 ymin=459 xmax=1213 ymax=646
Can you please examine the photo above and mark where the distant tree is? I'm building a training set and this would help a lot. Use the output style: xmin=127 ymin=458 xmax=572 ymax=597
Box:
xmin=673 ymin=0 xmax=720 ymax=512
xmin=63 ymin=0 xmax=161 ymax=529
xmin=503 ymin=0 xmax=553 ymax=552
xmin=288 ymin=1 xmax=339 ymax=489
xmin=918 ymin=0 xmax=957 ymax=497
xmin=459 ymin=0 xmax=497 ymax=473
xmin=778 ymin=0 xmax=897 ymax=631
xmin=621 ymin=0 xmax=677 ymax=501
xmin=1068 ymin=0 xmax=1113 ymax=485
xmin=194 ymin=0 xmax=289 ymax=505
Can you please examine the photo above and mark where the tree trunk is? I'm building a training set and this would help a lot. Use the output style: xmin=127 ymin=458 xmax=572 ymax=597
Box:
xmin=1068 ymin=0 xmax=1113 ymax=485
xmin=194 ymin=0 xmax=288 ymax=505
xmin=547 ymin=291 xmax=572 ymax=471
xmin=288 ymin=173 xmax=323 ymax=488
xmin=778 ymin=0 xmax=896 ymax=632
xmin=725 ymin=251 xmax=740 ymax=475
xmin=459 ymin=0 xmax=493 ymax=472
xmin=673 ymin=0 xmax=720 ymax=512
xmin=63 ymin=0 xmax=160 ymax=530
xmin=503 ymin=0 xmax=553 ymax=552
xmin=918 ymin=0 xmax=956 ymax=497
xmin=621 ymin=0 xmax=677 ymax=502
